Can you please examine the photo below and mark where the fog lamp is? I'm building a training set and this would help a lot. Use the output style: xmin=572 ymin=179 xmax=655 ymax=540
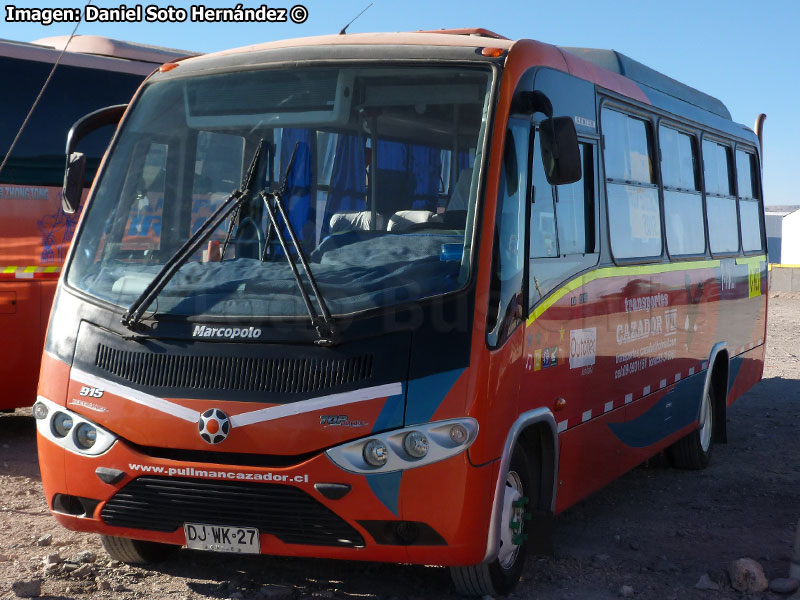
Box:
xmin=403 ymin=431 xmax=429 ymax=458
xmin=52 ymin=413 xmax=73 ymax=438
xmin=449 ymin=424 xmax=469 ymax=445
xmin=33 ymin=402 xmax=49 ymax=420
xmin=363 ymin=439 xmax=389 ymax=467
xmin=74 ymin=423 xmax=98 ymax=450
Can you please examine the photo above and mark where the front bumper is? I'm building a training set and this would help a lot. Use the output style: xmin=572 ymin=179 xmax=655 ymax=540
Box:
xmin=37 ymin=430 xmax=498 ymax=566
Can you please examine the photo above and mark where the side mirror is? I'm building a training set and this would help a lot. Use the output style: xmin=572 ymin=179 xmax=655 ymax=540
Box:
xmin=62 ymin=104 xmax=127 ymax=214
xmin=539 ymin=116 xmax=581 ymax=185
xmin=62 ymin=152 xmax=86 ymax=213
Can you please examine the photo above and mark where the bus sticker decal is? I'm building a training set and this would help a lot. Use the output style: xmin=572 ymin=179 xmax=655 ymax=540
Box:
xmin=365 ymin=471 xmax=402 ymax=516
xmin=569 ymin=328 xmax=596 ymax=369
xmin=748 ymin=264 xmax=762 ymax=297
xmin=70 ymin=366 xmax=402 ymax=429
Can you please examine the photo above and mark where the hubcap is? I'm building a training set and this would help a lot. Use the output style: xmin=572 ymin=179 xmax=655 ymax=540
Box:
xmin=497 ymin=470 xmax=525 ymax=569
xmin=699 ymin=391 xmax=713 ymax=452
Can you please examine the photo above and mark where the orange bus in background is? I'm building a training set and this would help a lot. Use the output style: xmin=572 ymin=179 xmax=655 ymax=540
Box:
xmin=0 ymin=36 xmax=195 ymax=410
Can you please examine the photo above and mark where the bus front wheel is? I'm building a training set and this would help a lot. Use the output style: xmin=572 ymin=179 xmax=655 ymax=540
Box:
xmin=669 ymin=386 xmax=715 ymax=470
xmin=450 ymin=443 xmax=534 ymax=597
xmin=100 ymin=534 xmax=177 ymax=564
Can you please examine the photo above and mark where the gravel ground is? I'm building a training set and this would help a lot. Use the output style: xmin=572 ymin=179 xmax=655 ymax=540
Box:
xmin=1 ymin=296 xmax=799 ymax=600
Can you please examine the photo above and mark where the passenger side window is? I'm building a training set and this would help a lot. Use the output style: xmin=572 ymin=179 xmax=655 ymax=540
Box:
xmin=602 ymin=108 xmax=661 ymax=260
xmin=488 ymin=121 xmax=528 ymax=347
xmin=529 ymin=135 xmax=597 ymax=306
xmin=736 ymin=149 xmax=763 ymax=252
xmin=703 ymin=139 xmax=738 ymax=254
xmin=660 ymin=125 xmax=705 ymax=255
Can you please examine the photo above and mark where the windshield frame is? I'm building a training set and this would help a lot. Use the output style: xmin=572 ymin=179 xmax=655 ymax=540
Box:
xmin=61 ymin=58 xmax=501 ymax=325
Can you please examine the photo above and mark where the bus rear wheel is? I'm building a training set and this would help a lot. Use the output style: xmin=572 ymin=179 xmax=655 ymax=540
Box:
xmin=669 ymin=386 xmax=715 ymax=470
xmin=450 ymin=443 xmax=534 ymax=597
xmin=100 ymin=534 xmax=177 ymax=564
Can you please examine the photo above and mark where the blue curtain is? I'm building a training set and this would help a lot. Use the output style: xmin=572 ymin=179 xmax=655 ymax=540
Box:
xmin=377 ymin=140 xmax=440 ymax=211
xmin=409 ymin=145 xmax=441 ymax=210
xmin=321 ymin=134 xmax=366 ymax=238
xmin=279 ymin=128 xmax=313 ymax=245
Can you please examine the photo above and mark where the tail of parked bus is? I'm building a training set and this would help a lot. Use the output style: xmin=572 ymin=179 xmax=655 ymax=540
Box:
xmin=0 ymin=36 xmax=195 ymax=410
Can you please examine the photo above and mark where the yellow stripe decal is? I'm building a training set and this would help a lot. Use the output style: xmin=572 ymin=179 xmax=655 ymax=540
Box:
xmin=23 ymin=266 xmax=37 ymax=273
xmin=526 ymin=259 xmax=721 ymax=327
xmin=2 ymin=266 xmax=17 ymax=274
xmin=43 ymin=266 xmax=60 ymax=273
xmin=735 ymin=255 xmax=767 ymax=266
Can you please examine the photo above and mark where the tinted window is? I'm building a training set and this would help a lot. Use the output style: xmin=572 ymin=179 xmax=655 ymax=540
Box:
xmin=702 ymin=139 xmax=732 ymax=196
xmin=556 ymin=145 xmax=589 ymax=255
xmin=603 ymin=109 xmax=661 ymax=259
xmin=664 ymin=191 xmax=705 ymax=255
xmin=488 ymin=122 xmax=528 ymax=346
xmin=706 ymin=196 xmax=739 ymax=253
xmin=736 ymin=149 xmax=758 ymax=199
xmin=660 ymin=126 xmax=697 ymax=190
xmin=736 ymin=148 xmax=762 ymax=251
xmin=0 ymin=56 xmax=143 ymax=186
xmin=660 ymin=126 xmax=704 ymax=255
xmin=602 ymin=108 xmax=653 ymax=183
xmin=740 ymin=200 xmax=763 ymax=251
xmin=530 ymin=140 xmax=557 ymax=258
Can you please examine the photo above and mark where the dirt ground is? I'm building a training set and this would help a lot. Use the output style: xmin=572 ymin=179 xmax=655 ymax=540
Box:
xmin=1 ymin=296 xmax=799 ymax=600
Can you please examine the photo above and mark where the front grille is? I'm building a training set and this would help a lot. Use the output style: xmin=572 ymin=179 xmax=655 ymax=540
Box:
xmin=101 ymin=477 xmax=364 ymax=547
xmin=95 ymin=344 xmax=373 ymax=394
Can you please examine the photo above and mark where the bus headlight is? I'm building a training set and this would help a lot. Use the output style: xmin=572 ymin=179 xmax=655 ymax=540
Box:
xmin=34 ymin=396 xmax=116 ymax=456
xmin=52 ymin=413 xmax=74 ymax=438
xmin=403 ymin=431 xmax=429 ymax=458
xmin=326 ymin=418 xmax=478 ymax=474
xmin=74 ymin=423 xmax=98 ymax=450
xmin=363 ymin=439 xmax=389 ymax=467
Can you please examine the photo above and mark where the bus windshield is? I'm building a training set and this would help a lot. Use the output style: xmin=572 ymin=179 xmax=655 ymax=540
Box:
xmin=67 ymin=65 xmax=492 ymax=319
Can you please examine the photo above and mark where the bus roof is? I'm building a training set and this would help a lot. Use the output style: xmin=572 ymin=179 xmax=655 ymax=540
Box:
xmin=32 ymin=35 xmax=198 ymax=64
xmin=560 ymin=47 xmax=731 ymax=120
xmin=168 ymin=29 xmax=741 ymax=132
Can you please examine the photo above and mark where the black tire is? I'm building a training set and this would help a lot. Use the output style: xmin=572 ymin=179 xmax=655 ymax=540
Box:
xmin=450 ymin=443 xmax=536 ymax=597
xmin=669 ymin=385 xmax=715 ymax=470
xmin=101 ymin=534 xmax=177 ymax=564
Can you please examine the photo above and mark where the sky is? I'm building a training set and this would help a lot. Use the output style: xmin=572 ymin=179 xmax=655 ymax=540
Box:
xmin=3 ymin=0 xmax=798 ymax=206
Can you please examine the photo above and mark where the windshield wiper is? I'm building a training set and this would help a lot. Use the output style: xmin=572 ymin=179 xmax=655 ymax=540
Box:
xmin=121 ymin=140 xmax=266 ymax=330
xmin=261 ymin=142 xmax=337 ymax=346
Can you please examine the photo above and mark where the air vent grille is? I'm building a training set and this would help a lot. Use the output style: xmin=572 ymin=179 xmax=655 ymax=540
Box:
xmin=101 ymin=477 xmax=364 ymax=547
xmin=94 ymin=344 xmax=373 ymax=394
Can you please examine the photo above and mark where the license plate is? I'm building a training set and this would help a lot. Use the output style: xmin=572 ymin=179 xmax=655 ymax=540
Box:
xmin=183 ymin=523 xmax=260 ymax=554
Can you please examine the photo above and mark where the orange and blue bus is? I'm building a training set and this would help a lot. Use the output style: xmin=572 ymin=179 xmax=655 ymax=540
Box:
xmin=0 ymin=35 xmax=194 ymax=411
xmin=35 ymin=29 xmax=766 ymax=596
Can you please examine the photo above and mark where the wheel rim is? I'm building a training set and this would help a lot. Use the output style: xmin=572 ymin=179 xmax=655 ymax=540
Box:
xmin=497 ymin=470 xmax=525 ymax=569
xmin=699 ymin=391 xmax=713 ymax=452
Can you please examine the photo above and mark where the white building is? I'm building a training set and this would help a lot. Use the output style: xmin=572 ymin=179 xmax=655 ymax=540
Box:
xmin=766 ymin=206 xmax=800 ymax=264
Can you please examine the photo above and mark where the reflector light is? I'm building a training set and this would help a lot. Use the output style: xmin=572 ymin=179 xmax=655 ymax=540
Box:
xmin=159 ymin=62 xmax=179 ymax=72
xmin=449 ymin=424 xmax=469 ymax=444
xmin=481 ymin=47 xmax=505 ymax=58
xmin=33 ymin=402 xmax=49 ymax=420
